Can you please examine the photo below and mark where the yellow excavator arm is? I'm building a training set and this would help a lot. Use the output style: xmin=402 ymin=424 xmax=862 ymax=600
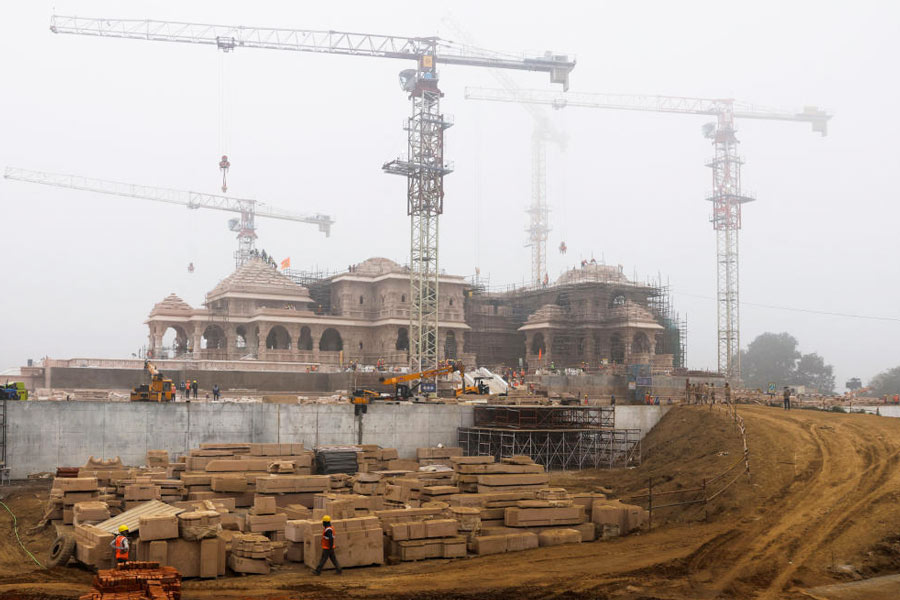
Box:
xmin=379 ymin=361 xmax=465 ymax=386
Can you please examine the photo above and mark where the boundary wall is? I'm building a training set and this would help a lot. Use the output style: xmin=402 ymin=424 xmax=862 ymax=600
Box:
xmin=4 ymin=402 xmax=669 ymax=479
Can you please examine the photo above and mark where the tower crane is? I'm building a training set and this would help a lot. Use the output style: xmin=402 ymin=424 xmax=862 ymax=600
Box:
xmin=49 ymin=15 xmax=575 ymax=374
xmin=4 ymin=167 xmax=334 ymax=267
xmin=465 ymin=87 xmax=831 ymax=380
xmin=440 ymin=17 xmax=566 ymax=288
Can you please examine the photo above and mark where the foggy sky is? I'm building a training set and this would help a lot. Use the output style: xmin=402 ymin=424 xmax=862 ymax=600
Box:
xmin=1 ymin=1 xmax=898 ymax=389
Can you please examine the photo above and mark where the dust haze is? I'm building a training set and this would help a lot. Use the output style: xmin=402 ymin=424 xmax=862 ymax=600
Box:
xmin=1 ymin=1 xmax=897 ymax=385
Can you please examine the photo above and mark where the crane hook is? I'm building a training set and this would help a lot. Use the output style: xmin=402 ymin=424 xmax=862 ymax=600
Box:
xmin=219 ymin=155 xmax=230 ymax=193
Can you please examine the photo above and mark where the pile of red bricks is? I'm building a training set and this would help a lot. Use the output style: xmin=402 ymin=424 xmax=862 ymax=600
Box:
xmin=78 ymin=561 xmax=181 ymax=600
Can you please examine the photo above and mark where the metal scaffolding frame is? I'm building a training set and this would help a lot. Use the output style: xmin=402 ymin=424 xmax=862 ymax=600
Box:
xmin=473 ymin=405 xmax=614 ymax=429
xmin=458 ymin=427 xmax=641 ymax=470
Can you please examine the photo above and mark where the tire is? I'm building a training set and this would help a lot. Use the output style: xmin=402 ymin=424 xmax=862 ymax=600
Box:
xmin=47 ymin=533 xmax=76 ymax=568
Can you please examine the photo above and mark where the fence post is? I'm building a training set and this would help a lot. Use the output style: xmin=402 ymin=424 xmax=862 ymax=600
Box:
xmin=647 ymin=477 xmax=653 ymax=531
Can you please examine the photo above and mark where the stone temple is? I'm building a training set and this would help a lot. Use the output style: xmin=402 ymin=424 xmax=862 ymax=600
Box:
xmin=146 ymin=258 xmax=682 ymax=370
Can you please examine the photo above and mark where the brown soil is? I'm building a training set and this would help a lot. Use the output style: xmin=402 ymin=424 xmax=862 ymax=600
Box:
xmin=2 ymin=405 xmax=900 ymax=599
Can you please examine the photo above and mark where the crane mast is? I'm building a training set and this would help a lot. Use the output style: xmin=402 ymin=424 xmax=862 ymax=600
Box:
xmin=4 ymin=167 xmax=334 ymax=267
xmin=49 ymin=16 xmax=575 ymax=373
xmin=465 ymin=87 xmax=830 ymax=380
xmin=440 ymin=18 xmax=566 ymax=288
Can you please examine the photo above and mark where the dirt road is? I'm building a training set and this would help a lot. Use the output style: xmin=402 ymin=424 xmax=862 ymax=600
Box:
xmin=2 ymin=405 xmax=899 ymax=600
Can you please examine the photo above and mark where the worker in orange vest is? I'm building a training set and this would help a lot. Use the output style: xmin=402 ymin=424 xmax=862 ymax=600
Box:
xmin=312 ymin=515 xmax=342 ymax=575
xmin=109 ymin=525 xmax=130 ymax=565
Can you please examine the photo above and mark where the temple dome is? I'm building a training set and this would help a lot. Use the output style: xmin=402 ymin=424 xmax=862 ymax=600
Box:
xmin=607 ymin=299 xmax=661 ymax=326
xmin=525 ymin=304 xmax=567 ymax=324
xmin=353 ymin=257 xmax=405 ymax=277
xmin=556 ymin=263 xmax=629 ymax=286
xmin=149 ymin=293 xmax=192 ymax=316
xmin=207 ymin=258 xmax=311 ymax=301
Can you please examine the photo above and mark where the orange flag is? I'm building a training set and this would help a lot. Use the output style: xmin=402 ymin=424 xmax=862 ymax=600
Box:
xmin=280 ymin=257 xmax=291 ymax=270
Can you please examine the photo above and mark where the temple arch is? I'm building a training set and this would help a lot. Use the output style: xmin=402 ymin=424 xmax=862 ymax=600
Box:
xmin=320 ymin=328 xmax=343 ymax=352
xmin=201 ymin=325 xmax=226 ymax=350
xmin=266 ymin=325 xmax=292 ymax=350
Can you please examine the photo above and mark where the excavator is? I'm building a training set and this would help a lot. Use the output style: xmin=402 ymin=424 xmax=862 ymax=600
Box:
xmin=130 ymin=360 xmax=175 ymax=402
xmin=377 ymin=361 xmax=477 ymax=401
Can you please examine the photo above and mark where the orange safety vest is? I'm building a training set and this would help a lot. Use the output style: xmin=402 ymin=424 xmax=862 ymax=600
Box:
xmin=321 ymin=525 xmax=334 ymax=550
xmin=114 ymin=535 xmax=129 ymax=560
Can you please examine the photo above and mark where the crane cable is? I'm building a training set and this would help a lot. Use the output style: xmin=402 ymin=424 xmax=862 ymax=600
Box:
xmin=218 ymin=52 xmax=230 ymax=193
xmin=0 ymin=499 xmax=44 ymax=568
xmin=557 ymin=108 xmax=568 ymax=270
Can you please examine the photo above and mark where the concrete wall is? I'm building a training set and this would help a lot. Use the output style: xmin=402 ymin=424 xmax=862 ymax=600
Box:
xmin=4 ymin=401 xmax=670 ymax=479
xmin=43 ymin=367 xmax=360 ymax=393
xmin=5 ymin=401 xmax=473 ymax=479
xmin=539 ymin=373 xmax=726 ymax=401
xmin=615 ymin=405 xmax=671 ymax=432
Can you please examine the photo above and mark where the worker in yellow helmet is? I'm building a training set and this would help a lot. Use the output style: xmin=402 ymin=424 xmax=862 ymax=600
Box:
xmin=312 ymin=515 xmax=342 ymax=575
xmin=110 ymin=525 xmax=130 ymax=565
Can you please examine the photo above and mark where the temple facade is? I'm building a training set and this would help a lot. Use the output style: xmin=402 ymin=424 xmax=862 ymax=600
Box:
xmin=146 ymin=258 xmax=679 ymax=370
xmin=464 ymin=263 xmax=679 ymax=370
xmin=146 ymin=257 xmax=471 ymax=366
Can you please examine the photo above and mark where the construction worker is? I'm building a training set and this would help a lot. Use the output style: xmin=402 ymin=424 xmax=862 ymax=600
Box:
xmin=185 ymin=380 xmax=191 ymax=399
xmin=192 ymin=379 xmax=198 ymax=399
xmin=313 ymin=515 xmax=342 ymax=575
xmin=212 ymin=384 xmax=220 ymax=401
xmin=724 ymin=382 xmax=732 ymax=404
xmin=110 ymin=525 xmax=130 ymax=565
xmin=783 ymin=386 xmax=791 ymax=411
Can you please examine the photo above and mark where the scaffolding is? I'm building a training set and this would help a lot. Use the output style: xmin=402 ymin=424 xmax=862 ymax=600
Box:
xmin=284 ymin=267 xmax=342 ymax=315
xmin=459 ymin=405 xmax=640 ymax=470
xmin=463 ymin=266 xmax=687 ymax=371
xmin=474 ymin=405 xmax=614 ymax=429
xmin=647 ymin=281 xmax=687 ymax=368
xmin=458 ymin=427 xmax=641 ymax=470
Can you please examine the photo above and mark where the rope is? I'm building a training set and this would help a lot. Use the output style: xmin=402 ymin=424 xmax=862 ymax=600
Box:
xmin=0 ymin=499 xmax=44 ymax=568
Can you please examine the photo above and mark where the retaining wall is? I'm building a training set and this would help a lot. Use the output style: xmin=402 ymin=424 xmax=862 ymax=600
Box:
xmin=4 ymin=401 xmax=669 ymax=479
xmin=40 ymin=367 xmax=368 ymax=394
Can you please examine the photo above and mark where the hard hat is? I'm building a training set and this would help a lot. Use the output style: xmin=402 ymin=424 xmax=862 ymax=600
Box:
xmin=118 ymin=525 xmax=129 ymax=533
xmin=322 ymin=515 xmax=331 ymax=523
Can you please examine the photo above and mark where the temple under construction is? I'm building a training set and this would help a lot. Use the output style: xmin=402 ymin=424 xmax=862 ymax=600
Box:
xmin=144 ymin=258 xmax=685 ymax=372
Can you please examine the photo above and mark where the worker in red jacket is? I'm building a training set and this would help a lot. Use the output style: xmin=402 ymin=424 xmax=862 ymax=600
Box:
xmin=312 ymin=515 xmax=342 ymax=575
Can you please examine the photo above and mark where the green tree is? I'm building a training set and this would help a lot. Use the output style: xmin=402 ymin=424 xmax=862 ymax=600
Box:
xmin=846 ymin=377 xmax=862 ymax=392
xmin=740 ymin=332 xmax=800 ymax=390
xmin=869 ymin=366 xmax=900 ymax=397
xmin=795 ymin=352 xmax=835 ymax=395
